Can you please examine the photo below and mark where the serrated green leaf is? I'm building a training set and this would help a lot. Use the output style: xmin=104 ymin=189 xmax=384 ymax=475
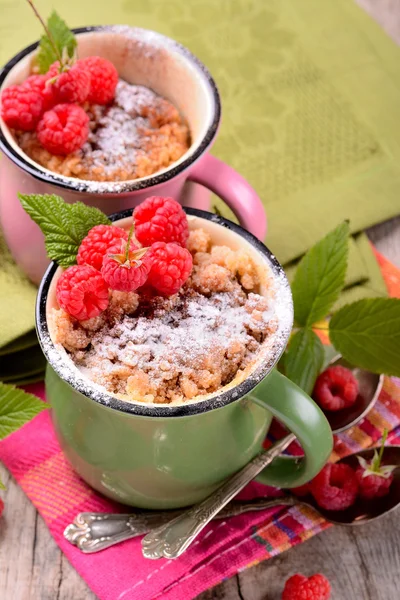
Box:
xmin=19 ymin=194 xmax=111 ymax=267
xmin=0 ymin=383 xmax=46 ymax=440
xmin=291 ymin=222 xmax=350 ymax=327
xmin=329 ymin=298 xmax=400 ymax=376
xmin=36 ymin=11 xmax=77 ymax=74
xmin=0 ymin=476 xmax=5 ymax=490
xmin=283 ymin=328 xmax=325 ymax=395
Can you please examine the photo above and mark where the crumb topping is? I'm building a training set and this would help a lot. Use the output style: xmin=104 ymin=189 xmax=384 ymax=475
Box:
xmin=51 ymin=228 xmax=280 ymax=404
xmin=14 ymin=80 xmax=190 ymax=182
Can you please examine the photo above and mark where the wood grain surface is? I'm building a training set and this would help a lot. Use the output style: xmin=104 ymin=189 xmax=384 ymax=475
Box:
xmin=1 ymin=1 xmax=400 ymax=598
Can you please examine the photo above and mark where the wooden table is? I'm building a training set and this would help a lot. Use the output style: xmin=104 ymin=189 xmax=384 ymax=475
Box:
xmin=1 ymin=1 xmax=400 ymax=598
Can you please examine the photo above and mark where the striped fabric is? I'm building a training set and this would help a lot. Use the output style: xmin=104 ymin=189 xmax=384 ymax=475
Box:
xmin=0 ymin=247 xmax=398 ymax=600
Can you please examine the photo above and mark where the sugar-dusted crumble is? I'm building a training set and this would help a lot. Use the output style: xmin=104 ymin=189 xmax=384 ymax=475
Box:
xmin=51 ymin=228 xmax=278 ymax=404
xmin=13 ymin=81 xmax=190 ymax=182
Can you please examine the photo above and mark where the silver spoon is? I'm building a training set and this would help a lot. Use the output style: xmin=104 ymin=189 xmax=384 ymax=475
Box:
xmin=64 ymin=445 xmax=400 ymax=554
xmin=64 ymin=358 xmax=383 ymax=555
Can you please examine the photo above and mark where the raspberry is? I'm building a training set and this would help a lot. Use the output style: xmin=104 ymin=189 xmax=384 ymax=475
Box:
xmin=101 ymin=239 xmax=150 ymax=292
xmin=282 ymin=573 xmax=331 ymax=600
xmin=133 ymin=196 xmax=189 ymax=247
xmin=0 ymin=497 xmax=4 ymax=517
xmin=355 ymin=467 xmax=393 ymax=500
xmin=310 ymin=463 xmax=358 ymax=511
xmin=1 ymin=85 xmax=43 ymax=131
xmin=355 ymin=431 xmax=395 ymax=500
xmin=147 ymin=242 xmax=193 ymax=296
xmin=46 ymin=62 xmax=61 ymax=79
xmin=22 ymin=74 xmax=56 ymax=111
xmin=77 ymin=225 xmax=128 ymax=271
xmin=37 ymin=104 xmax=89 ymax=155
xmin=80 ymin=56 xmax=118 ymax=105
xmin=313 ymin=365 xmax=358 ymax=411
xmin=56 ymin=265 xmax=109 ymax=321
xmin=51 ymin=63 xmax=91 ymax=104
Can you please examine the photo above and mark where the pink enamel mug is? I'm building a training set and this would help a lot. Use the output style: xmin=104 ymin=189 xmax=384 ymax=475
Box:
xmin=0 ymin=26 xmax=266 ymax=285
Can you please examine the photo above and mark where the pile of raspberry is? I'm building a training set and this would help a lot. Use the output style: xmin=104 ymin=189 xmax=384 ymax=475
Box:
xmin=56 ymin=196 xmax=193 ymax=321
xmin=293 ymin=437 xmax=395 ymax=511
xmin=1 ymin=56 xmax=118 ymax=155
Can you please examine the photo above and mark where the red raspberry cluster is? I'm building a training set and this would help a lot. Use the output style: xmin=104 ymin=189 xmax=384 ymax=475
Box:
xmin=56 ymin=197 xmax=192 ymax=320
xmin=1 ymin=56 xmax=118 ymax=155
xmin=293 ymin=430 xmax=395 ymax=511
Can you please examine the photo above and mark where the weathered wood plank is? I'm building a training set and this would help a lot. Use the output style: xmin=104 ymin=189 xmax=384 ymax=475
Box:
xmin=233 ymin=515 xmax=400 ymax=600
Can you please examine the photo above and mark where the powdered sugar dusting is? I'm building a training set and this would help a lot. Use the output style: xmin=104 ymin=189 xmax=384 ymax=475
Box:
xmin=82 ymin=82 xmax=158 ymax=177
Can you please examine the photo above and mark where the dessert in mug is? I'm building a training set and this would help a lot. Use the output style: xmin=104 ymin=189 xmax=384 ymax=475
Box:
xmin=1 ymin=53 xmax=190 ymax=182
xmin=43 ymin=196 xmax=288 ymax=405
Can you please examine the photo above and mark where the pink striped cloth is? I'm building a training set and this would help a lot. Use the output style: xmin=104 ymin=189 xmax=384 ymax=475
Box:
xmin=0 ymin=249 xmax=399 ymax=600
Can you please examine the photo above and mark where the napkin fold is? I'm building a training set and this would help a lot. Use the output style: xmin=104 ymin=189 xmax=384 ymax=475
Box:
xmin=0 ymin=249 xmax=399 ymax=600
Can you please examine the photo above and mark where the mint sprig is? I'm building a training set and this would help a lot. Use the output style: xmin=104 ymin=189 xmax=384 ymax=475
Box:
xmin=0 ymin=382 xmax=46 ymax=440
xmin=283 ymin=329 xmax=324 ymax=395
xmin=329 ymin=298 xmax=400 ymax=376
xmin=291 ymin=221 xmax=350 ymax=327
xmin=19 ymin=194 xmax=111 ymax=267
xmin=30 ymin=6 xmax=77 ymax=73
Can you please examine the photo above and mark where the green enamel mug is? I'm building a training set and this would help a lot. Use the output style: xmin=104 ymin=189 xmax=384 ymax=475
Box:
xmin=36 ymin=209 xmax=333 ymax=509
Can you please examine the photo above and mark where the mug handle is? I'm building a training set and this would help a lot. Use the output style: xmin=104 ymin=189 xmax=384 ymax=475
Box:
xmin=249 ymin=370 xmax=333 ymax=488
xmin=186 ymin=154 xmax=267 ymax=241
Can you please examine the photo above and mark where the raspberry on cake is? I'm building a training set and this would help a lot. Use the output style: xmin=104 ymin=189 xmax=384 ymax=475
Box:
xmin=56 ymin=264 xmax=109 ymax=321
xmin=22 ymin=74 xmax=56 ymax=110
xmin=37 ymin=104 xmax=89 ymax=155
xmin=133 ymin=196 xmax=189 ymax=247
xmin=80 ymin=56 xmax=118 ymax=105
xmin=147 ymin=242 xmax=193 ymax=296
xmin=51 ymin=62 xmax=91 ymax=104
xmin=77 ymin=224 xmax=128 ymax=271
xmin=101 ymin=236 xmax=150 ymax=292
xmin=1 ymin=85 xmax=43 ymax=131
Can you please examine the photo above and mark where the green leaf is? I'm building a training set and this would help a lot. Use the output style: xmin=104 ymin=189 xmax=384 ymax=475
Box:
xmin=19 ymin=194 xmax=111 ymax=267
xmin=37 ymin=11 xmax=77 ymax=73
xmin=0 ymin=476 xmax=5 ymax=490
xmin=291 ymin=222 xmax=350 ymax=326
xmin=329 ymin=298 xmax=400 ymax=376
xmin=283 ymin=328 xmax=325 ymax=395
xmin=0 ymin=383 xmax=46 ymax=441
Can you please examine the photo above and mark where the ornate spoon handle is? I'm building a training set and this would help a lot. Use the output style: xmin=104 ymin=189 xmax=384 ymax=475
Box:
xmin=64 ymin=495 xmax=298 ymax=554
xmin=141 ymin=434 xmax=295 ymax=559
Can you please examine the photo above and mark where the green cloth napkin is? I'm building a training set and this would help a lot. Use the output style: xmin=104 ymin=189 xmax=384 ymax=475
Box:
xmin=0 ymin=229 xmax=37 ymax=348
xmin=0 ymin=229 xmax=45 ymax=383
xmin=1 ymin=0 xmax=399 ymax=379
